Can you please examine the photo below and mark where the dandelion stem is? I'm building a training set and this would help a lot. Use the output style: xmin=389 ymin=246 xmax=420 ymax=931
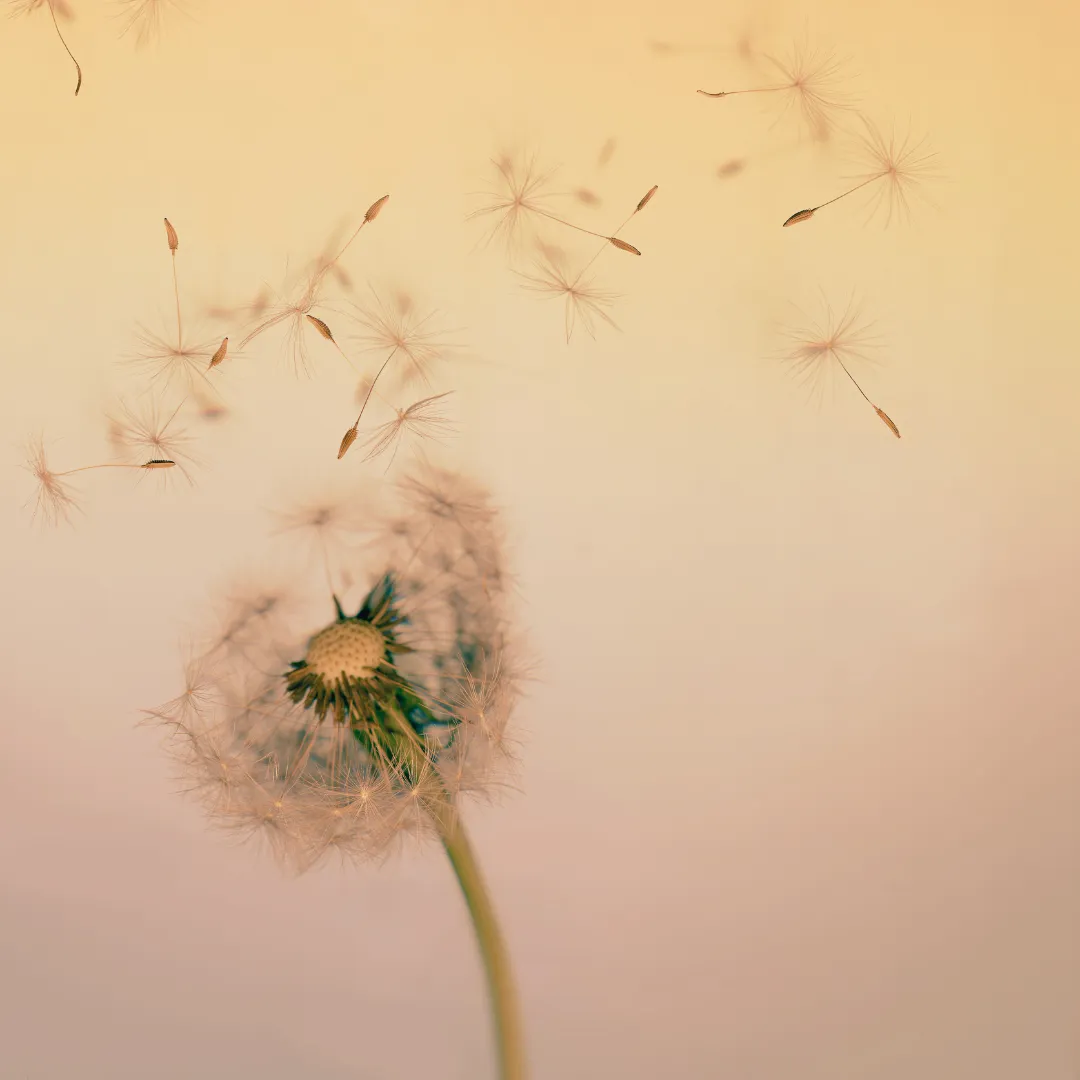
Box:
xmin=578 ymin=208 xmax=637 ymax=279
xmin=172 ymin=253 xmax=183 ymax=349
xmin=834 ymin=356 xmax=873 ymax=406
xmin=354 ymin=347 xmax=399 ymax=426
xmin=313 ymin=221 xmax=368 ymax=294
xmin=46 ymin=0 xmax=82 ymax=96
xmin=530 ymin=207 xmax=612 ymax=242
xmin=436 ymin=803 xmax=527 ymax=1080
xmin=696 ymin=84 xmax=786 ymax=97
xmin=59 ymin=462 xmax=155 ymax=476
xmin=809 ymin=173 xmax=880 ymax=214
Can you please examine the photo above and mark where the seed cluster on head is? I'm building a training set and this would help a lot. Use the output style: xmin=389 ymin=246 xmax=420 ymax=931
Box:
xmin=305 ymin=619 xmax=386 ymax=682
xmin=147 ymin=466 xmax=523 ymax=874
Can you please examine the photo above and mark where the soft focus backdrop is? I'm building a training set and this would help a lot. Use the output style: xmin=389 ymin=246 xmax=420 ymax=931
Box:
xmin=2 ymin=0 xmax=1078 ymax=1077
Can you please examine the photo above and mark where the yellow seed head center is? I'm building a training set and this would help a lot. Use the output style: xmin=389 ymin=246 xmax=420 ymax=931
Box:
xmin=305 ymin=620 xmax=386 ymax=681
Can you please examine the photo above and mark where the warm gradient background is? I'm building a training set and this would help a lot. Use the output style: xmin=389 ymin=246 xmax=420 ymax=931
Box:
xmin=2 ymin=0 xmax=1078 ymax=1077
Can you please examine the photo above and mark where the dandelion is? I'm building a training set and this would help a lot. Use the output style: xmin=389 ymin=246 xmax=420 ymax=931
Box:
xmin=467 ymin=150 xmax=562 ymax=256
xmin=350 ymin=286 xmax=461 ymax=396
xmin=128 ymin=215 xmax=223 ymax=397
xmin=145 ymin=465 xmax=529 ymax=1080
xmin=515 ymin=246 xmax=619 ymax=343
xmin=114 ymin=0 xmax=186 ymax=47
xmin=357 ymin=392 xmax=457 ymax=471
xmin=782 ymin=115 xmax=937 ymax=228
xmin=778 ymin=291 xmax=900 ymax=438
xmin=11 ymin=0 xmax=82 ymax=95
xmin=21 ymin=433 xmax=175 ymax=527
xmin=21 ymin=435 xmax=80 ymax=526
xmin=128 ymin=323 xmax=225 ymax=397
xmin=697 ymin=38 xmax=854 ymax=140
xmin=469 ymin=150 xmax=646 ymax=257
xmin=236 ymin=198 xmax=387 ymax=376
xmin=106 ymin=394 xmax=199 ymax=482
xmin=232 ymin=265 xmax=353 ymax=377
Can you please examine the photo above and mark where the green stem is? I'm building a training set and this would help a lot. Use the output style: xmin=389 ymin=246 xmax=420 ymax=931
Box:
xmin=435 ymin=804 xmax=527 ymax=1080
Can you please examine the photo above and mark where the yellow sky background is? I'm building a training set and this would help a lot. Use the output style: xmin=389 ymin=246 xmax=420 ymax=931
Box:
xmin=1 ymin=0 xmax=1078 ymax=1077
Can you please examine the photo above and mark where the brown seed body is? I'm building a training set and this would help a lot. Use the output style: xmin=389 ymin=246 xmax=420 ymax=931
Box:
xmin=164 ymin=218 xmax=179 ymax=251
xmin=338 ymin=426 xmax=359 ymax=460
xmin=208 ymin=337 xmax=229 ymax=370
xmin=306 ymin=315 xmax=336 ymax=341
xmin=783 ymin=208 xmax=816 ymax=227
xmin=875 ymin=407 xmax=901 ymax=438
xmin=636 ymin=185 xmax=659 ymax=212
xmin=609 ymin=236 xmax=642 ymax=255
xmin=364 ymin=195 xmax=390 ymax=222
xmin=142 ymin=459 xmax=177 ymax=469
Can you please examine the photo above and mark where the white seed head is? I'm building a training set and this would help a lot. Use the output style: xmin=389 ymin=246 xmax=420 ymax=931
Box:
xmin=305 ymin=620 xmax=385 ymax=681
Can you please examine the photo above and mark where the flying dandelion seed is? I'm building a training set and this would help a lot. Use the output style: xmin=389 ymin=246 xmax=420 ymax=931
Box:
xmin=356 ymin=392 xmax=457 ymax=472
xmin=515 ymin=246 xmax=620 ymax=344
xmin=128 ymin=323 xmax=226 ymax=397
xmin=350 ymin=286 xmax=462 ymax=395
xmin=127 ymin=215 xmax=224 ymax=397
xmin=778 ymin=292 xmax=901 ymax=438
xmin=145 ymin=465 xmax=529 ymax=1080
xmin=21 ymin=433 xmax=176 ymax=526
xmin=21 ymin=435 xmax=81 ymax=526
xmin=234 ymin=264 xmax=351 ymax=378
xmin=106 ymin=395 xmax=200 ymax=482
xmin=697 ymin=38 xmax=855 ymax=141
xmin=470 ymin=150 xmax=651 ymax=265
xmin=237 ymin=200 xmax=387 ymax=376
xmin=11 ymin=0 xmax=82 ymax=95
xmin=467 ymin=150 xmax=564 ymax=258
xmin=782 ymin=115 xmax=938 ymax=228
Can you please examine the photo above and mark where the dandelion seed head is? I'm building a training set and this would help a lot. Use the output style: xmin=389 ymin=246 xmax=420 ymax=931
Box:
xmin=359 ymin=392 xmax=456 ymax=470
xmin=106 ymin=395 xmax=198 ymax=483
xmin=128 ymin=324 xmax=222 ymax=398
xmin=468 ymin=149 xmax=561 ymax=257
xmin=763 ymin=40 xmax=856 ymax=140
xmin=515 ymin=246 xmax=620 ymax=343
xmin=21 ymin=434 xmax=80 ymax=527
xmin=780 ymin=293 xmax=880 ymax=394
xmin=350 ymin=287 xmax=460 ymax=391
xmin=845 ymin=115 xmax=938 ymax=227
xmin=146 ymin=466 xmax=524 ymax=873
